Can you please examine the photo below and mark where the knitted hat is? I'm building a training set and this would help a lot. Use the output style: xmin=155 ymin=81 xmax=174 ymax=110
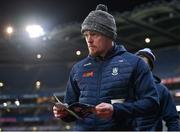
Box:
xmin=81 ymin=4 xmax=117 ymax=40
xmin=136 ymin=48 xmax=156 ymax=70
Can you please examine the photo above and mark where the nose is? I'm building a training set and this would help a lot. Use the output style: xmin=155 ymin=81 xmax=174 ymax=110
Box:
xmin=86 ymin=35 xmax=93 ymax=44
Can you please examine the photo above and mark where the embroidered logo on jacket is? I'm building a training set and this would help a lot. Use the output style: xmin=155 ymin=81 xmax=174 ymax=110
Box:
xmin=83 ymin=62 xmax=92 ymax=67
xmin=112 ymin=67 xmax=118 ymax=76
xmin=83 ymin=71 xmax=94 ymax=77
xmin=118 ymin=59 xmax=124 ymax=63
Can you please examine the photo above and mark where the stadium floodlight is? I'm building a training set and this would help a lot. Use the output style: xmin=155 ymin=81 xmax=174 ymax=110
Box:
xmin=6 ymin=26 xmax=14 ymax=34
xmin=35 ymin=81 xmax=41 ymax=90
xmin=3 ymin=102 xmax=7 ymax=107
xmin=15 ymin=100 xmax=20 ymax=106
xmin=26 ymin=25 xmax=45 ymax=38
xmin=76 ymin=50 xmax=81 ymax=56
xmin=0 ymin=82 xmax=4 ymax=87
xmin=145 ymin=37 xmax=151 ymax=43
xmin=36 ymin=54 xmax=42 ymax=59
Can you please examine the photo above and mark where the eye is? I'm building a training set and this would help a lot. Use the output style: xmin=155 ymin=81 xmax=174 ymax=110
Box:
xmin=91 ymin=31 xmax=99 ymax=35
xmin=83 ymin=33 xmax=88 ymax=38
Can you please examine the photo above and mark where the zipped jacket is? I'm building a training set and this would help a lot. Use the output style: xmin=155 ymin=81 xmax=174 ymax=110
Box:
xmin=135 ymin=75 xmax=180 ymax=131
xmin=62 ymin=44 xmax=159 ymax=131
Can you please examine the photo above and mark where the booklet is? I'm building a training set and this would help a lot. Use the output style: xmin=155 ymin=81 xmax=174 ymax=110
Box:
xmin=52 ymin=95 xmax=95 ymax=120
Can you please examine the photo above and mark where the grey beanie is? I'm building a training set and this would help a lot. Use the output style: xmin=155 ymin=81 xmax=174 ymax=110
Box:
xmin=136 ymin=48 xmax=156 ymax=70
xmin=81 ymin=4 xmax=117 ymax=40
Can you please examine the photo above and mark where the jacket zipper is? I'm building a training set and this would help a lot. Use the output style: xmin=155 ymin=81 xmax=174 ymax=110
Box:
xmin=97 ymin=60 xmax=103 ymax=104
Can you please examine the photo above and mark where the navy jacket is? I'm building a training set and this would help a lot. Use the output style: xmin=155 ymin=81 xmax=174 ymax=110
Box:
xmin=62 ymin=44 xmax=159 ymax=130
xmin=135 ymin=75 xmax=180 ymax=131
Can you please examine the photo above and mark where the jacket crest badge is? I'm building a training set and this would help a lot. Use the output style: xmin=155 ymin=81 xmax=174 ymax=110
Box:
xmin=112 ymin=67 xmax=118 ymax=76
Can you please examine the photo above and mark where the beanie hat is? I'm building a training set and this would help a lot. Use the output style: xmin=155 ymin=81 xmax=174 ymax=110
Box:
xmin=81 ymin=4 xmax=117 ymax=40
xmin=136 ymin=48 xmax=156 ymax=70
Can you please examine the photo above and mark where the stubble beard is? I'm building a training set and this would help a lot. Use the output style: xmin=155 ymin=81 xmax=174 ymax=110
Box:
xmin=89 ymin=49 xmax=99 ymax=57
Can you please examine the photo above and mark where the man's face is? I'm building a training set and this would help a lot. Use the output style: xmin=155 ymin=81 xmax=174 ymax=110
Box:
xmin=83 ymin=31 xmax=112 ymax=57
xmin=140 ymin=56 xmax=149 ymax=65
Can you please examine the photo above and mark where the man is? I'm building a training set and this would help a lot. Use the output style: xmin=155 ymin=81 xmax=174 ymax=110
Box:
xmin=53 ymin=4 xmax=159 ymax=130
xmin=136 ymin=48 xmax=180 ymax=131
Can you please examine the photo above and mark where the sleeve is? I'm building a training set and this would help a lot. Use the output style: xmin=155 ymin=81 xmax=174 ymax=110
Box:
xmin=160 ymin=84 xmax=180 ymax=131
xmin=61 ymin=66 xmax=80 ymax=122
xmin=112 ymin=58 xmax=159 ymax=119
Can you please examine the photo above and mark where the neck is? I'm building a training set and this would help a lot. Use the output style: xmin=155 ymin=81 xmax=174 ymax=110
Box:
xmin=100 ymin=42 xmax=114 ymax=57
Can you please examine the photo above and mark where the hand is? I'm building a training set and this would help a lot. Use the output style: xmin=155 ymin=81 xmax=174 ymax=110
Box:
xmin=95 ymin=102 xmax=113 ymax=119
xmin=53 ymin=105 xmax=69 ymax=119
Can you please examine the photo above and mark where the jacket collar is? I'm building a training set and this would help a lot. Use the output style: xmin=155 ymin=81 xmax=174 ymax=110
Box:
xmin=88 ymin=43 xmax=126 ymax=61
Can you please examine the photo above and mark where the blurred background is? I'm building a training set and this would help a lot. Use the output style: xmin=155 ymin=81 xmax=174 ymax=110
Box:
xmin=0 ymin=0 xmax=179 ymax=131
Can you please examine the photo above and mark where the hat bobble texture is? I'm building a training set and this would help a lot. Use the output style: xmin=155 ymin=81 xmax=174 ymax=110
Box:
xmin=136 ymin=48 xmax=156 ymax=70
xmin=96 ymin=4 xmax=108 ymax=11
xmin=81 ymin=4 xmax=117 ymax=40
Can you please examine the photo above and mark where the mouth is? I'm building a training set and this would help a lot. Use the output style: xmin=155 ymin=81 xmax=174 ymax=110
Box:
xmin=88 ymin=46 xmax=96 ymax=49
xmin=88 ymin=47 xmax=96 ymax=51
